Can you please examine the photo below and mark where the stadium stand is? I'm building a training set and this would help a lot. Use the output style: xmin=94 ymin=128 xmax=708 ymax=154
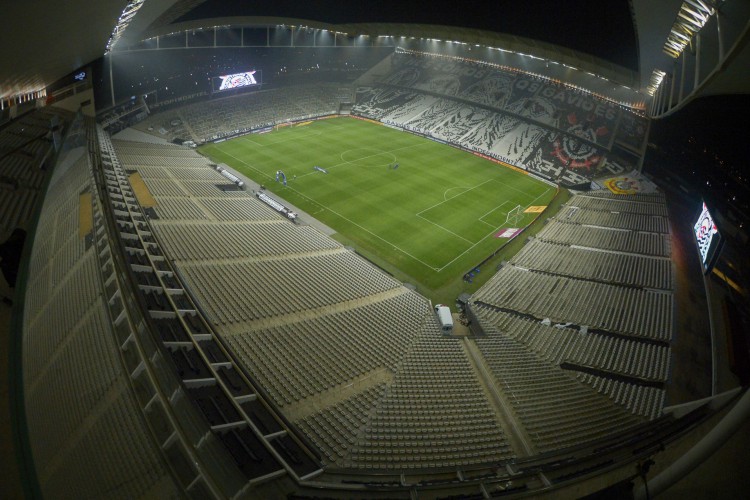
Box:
xmin=512 ymin=239 xmax=673 ymax=290
xmin=351 ymin=50 xmax=647 ymax=186
xmin=473 ymin=308 xmax=668 ymax=420
xmin=536 ymin=220 xmax=671 ymax=256
xmin=96 ymin=125 xmax=327 ymax=495
xmin=135 ymin=84 xmax=351 ymax=144
xmin=120 ymin=51 xmax=644 ymax=192
xmin=473 ymin=265 xmax=673 ymax=341
xmin=470 ymin=190 xmax=674 ymax=427
xmin=21 ymin=121 xmax=183 ymax=498
xmin=570 ymin=194 xmax=668 ymax=216
xmin=296 ymin=383 xmax=388 ymax=465
xmin=123 ymin=51 xmax=648 ymax=193
xmin=473 ymin=329 xmax=644 ymax=453
xmin=345 ymin=320 xmax=514 ymax=469
xmin=0 ymin=108 xmax=73 ymax=244
xmin=226 ymin=291 xmax=425 ymax=408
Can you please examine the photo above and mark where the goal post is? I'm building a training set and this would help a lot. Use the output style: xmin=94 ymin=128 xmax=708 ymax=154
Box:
xmin=504 ymin=204 xmax=524 ymax=226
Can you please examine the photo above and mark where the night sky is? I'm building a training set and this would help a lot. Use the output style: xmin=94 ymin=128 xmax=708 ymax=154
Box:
xmin=652 ymin=96 xmax=750 ymax=169
xmin=649 ymin=95 xmax=750 ymax=222
xmin=178 ymin=0 xmax=639 ymax=70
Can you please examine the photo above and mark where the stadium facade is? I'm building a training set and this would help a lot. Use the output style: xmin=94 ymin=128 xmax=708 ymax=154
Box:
xmin=3 ymin=1 xmax=750 ymax=499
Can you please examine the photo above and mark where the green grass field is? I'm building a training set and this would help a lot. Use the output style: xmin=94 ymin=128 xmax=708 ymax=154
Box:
xmin=199 ymin=116 xmax=557 ymax=297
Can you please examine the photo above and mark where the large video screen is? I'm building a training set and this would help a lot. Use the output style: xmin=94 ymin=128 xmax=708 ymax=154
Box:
xmin=212 ymin=70 xmax=261 ymax=92
xmin=694 ymin=201 xmax=722 ymax=273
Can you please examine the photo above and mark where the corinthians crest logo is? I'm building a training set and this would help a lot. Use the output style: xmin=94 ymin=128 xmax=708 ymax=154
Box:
xmin=550 ymin=113 xmax=608 ymax=170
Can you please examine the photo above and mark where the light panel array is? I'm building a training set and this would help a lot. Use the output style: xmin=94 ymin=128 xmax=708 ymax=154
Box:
xmin=663 ymin=0 xmax=716 ymax=58
xmin=105 ymin=0 xmax=147 ymax=54
xmin=646 ymin=69 xmax=667 ymax=96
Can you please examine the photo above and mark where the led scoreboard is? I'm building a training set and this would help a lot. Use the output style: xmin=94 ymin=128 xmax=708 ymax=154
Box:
xmin=212 ymin=70 xmax=261 ymax=92
xmin=693 ymin=201 xmax=723 ymax=273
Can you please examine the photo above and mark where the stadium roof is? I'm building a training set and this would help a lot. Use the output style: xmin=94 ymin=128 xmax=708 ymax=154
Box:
xmin=631 ymin=0 xmax=750 ymax=96
xmin=1 ymin=0 xmax=748 ymax=104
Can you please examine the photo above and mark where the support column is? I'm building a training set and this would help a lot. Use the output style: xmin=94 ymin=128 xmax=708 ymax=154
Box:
xmin=656 ymin=80 xmax=664 ymax=115
xmin=669 ymin=67 xmax=676 ymax=112
xmin=637 ymin=116 xmax=651 ymax=171
xmin=716 ymin=11 xmax=724 ymax=62
xmin=109 ymin=55 xmax=115 ymax=108
xmin=679 ymin=50 xmax=687 ymax=102
xmin=694 ymin=33 xmax=702 ymax=90
xmin=654 ymin=82 xmax=663 ymax=117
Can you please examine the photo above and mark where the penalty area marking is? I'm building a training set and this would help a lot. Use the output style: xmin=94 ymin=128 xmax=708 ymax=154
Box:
xmin=477 ymin=201 xmax=514 ymax=227
xmin=416 ymin=179 xmax=495 ymax=216
xmin=415 ymin=213 xmax=474 ymax=244
xmin=443 ymin=186 xmax=471 ymax=201
xmin=434 ymin=186 xmax=554 ymax=272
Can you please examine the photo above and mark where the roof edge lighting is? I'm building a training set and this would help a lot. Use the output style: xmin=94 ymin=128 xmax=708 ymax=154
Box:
xmin=663 ymin=0 xmax=716 ymax=58
xmin=646 ymin=69 xmax=667 ymax=96
xmin=105 ymin=0 xmax=147 ymax=54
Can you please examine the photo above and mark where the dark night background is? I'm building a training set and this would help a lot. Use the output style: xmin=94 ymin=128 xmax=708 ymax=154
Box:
xmin=178 ymin=0 xmax=639 ymax=69
xmin=648 ymin=95 xmax=750 ymax=229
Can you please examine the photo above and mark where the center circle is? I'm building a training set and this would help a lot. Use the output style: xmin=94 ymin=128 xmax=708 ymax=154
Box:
xmin=340 ymin=148 xmax=398 ymax=168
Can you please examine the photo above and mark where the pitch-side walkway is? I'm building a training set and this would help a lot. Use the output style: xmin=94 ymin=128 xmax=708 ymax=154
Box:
xmin=218 ymin=162 xmax=338 ymax=237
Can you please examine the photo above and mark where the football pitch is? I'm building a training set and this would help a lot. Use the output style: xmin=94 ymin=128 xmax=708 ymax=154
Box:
xmin=199 ymin=117 xmax=557 ymax=291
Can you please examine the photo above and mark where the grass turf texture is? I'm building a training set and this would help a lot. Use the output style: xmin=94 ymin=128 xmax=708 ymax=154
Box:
xmin=199 ymin=117 xmax=557 ymax=300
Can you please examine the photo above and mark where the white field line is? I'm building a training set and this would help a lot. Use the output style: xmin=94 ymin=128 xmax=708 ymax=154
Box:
xmin=526 ymin=187 xmax=554 ymax=209
xmin=415 ymin=213 xmax=474 ymax=244
xmin=238 ymin=135 xmax=264 ymax=146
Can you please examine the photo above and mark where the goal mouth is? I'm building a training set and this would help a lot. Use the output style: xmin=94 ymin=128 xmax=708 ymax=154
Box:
xmin=504 ymin=204 xmax=524 ymax=226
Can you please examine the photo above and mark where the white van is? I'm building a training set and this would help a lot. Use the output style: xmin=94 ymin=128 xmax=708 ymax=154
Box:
xmin=434 ymin=304 xmax=453 ymax=333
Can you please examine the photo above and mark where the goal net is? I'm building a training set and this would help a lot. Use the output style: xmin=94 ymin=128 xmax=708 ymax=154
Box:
xmin=504 ymin=204 xmax=524 ymax=226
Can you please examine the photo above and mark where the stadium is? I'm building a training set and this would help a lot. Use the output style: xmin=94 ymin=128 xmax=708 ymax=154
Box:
xmin=2 ymin=1 xmax=750 ymax=498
